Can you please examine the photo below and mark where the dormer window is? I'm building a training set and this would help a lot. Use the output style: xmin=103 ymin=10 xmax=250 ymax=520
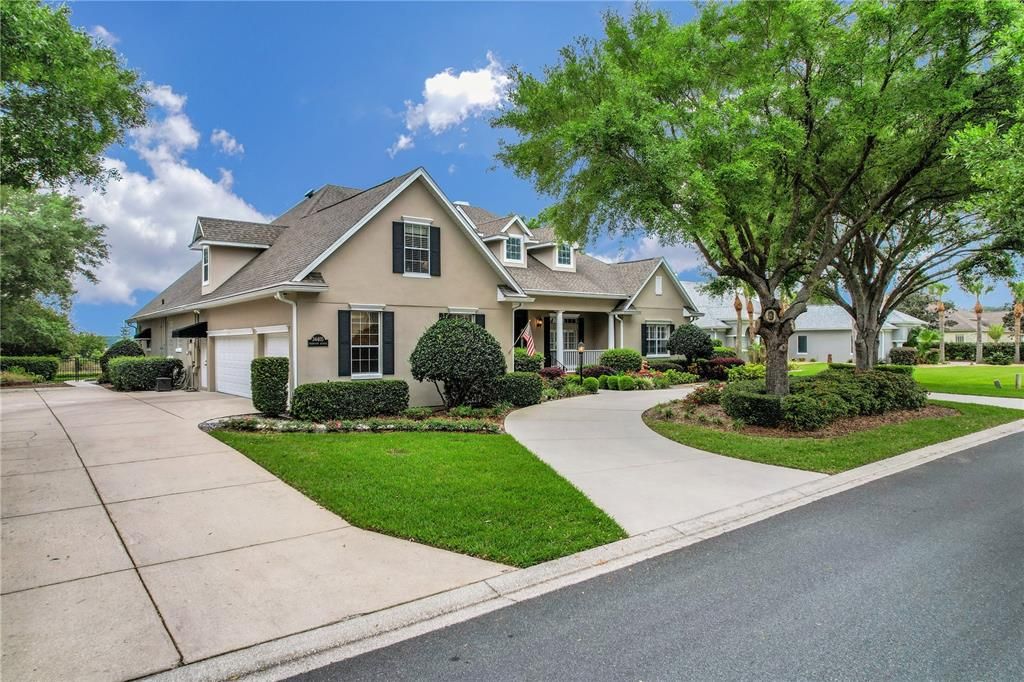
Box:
xmin=557 ymin=243 xmax=573 ymax=266
xmin=202 ymin=246 xmax=210 ymax=284
xmin=505 ymin=235 xmax=524 ymax=263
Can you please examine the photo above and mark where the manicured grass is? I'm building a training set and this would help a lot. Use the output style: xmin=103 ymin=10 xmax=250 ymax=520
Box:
xmin=212 ymin=431 xmax=625 ymax=567
xmin=646 ymin=401 xmax=1021 ymax=474
xmin=788 ymin=362 xmax=828 ymax=376
xmin=912 ymin=364 xmax=1024 ymax=399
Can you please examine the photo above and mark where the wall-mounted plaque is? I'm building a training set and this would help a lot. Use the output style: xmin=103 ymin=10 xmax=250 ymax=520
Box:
xmin=307 ymin=334 xmax=329 ymax=347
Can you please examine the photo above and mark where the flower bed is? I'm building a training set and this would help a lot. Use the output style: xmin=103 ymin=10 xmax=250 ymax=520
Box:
xmin=204 ymin=413 xmax=503 ymax=434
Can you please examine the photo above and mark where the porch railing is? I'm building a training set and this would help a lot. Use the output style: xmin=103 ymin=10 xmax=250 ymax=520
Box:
xmin=560 ymin=349 xmax=606 ymax=373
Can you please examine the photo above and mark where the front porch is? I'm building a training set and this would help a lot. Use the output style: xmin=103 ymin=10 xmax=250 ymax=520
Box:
xmin=513 ymin=308 xmax=629 ymax=372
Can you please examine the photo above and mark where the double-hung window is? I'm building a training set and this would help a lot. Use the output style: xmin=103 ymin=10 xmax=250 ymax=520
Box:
xmin=201 ymin=246 xmax=210 ymax=284
xmin=648 ymin=323 xmax=670 ymax=356
xmin=797 ymin=335 xmax=808 ymax=354
xmin=404 ymin=223 xmax=430 ymax=275
xmin=557 ymin=243 xmax=572 ymax=266
xmin=351 ymin=311 xmax=381 ymax=376
xmin=505 ymin=235 xmax=523 ymax=262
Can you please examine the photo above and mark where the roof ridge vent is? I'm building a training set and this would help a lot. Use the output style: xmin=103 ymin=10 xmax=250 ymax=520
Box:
xmin=303 ymin=188 xmax=317 ymax=198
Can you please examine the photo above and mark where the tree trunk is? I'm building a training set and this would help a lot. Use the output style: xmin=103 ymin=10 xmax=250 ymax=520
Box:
xmin=938 ymin=310 xmax=946 ymax=364
xmin=854 ymin=323 xmax=880 ymax=370
xmin=757 ymin=317 xmax=792 ymax=396
xmin=975 ymin=316 xmax=983 ymax=364
xmin=1015 ymin=316 xmax=1021 ymax=364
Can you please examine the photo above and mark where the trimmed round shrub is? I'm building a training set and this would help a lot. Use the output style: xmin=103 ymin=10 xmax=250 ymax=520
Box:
xmin=667 ymin=325 xmax=715 ymax=361
xmin=0 ymin=356 xmax=59 ymax=380
xmin=100 ymin=339 xmax=144 ymax=381
xmin=291 ymin=380 xmax=409 ymax=420
xmin=251 ymin=357 xmax=289 ymax=416
xmin=720 ymin=380 xmax=783 ymax=427
xmin=581 ymin=364 xmax=616 ymax=379
xmin=513 ymin=348 xmax=543 ymax=373
xmin=108 ymin=357 xmax=183 ymax=391
xmin=599 ymin=348 xmax=643 ymax=373
xmin=781 ymin=394 xmax=830 ymax=431
xmin=598 ymin=374 xmax=609 ymax=389
xmin=618 ymin=375 xmax=636 ymax=391
xmin=696 ymin=356 xmax=745 ymax=381
xmin=711 ymin=346 xmax=738 ymax=358
xmin=495 ymin=371 xmax=543 ymax=407
xmin=726 ymin=363 xmax=765 ymax=382
xmin=888 ymin=347 xmax=917 ymax=366
xmin=605 ymin=374 xmax=620 ymax=390
xmin=582 ymin=377 xmax=600 ymax=393
xmin=410 ymin=317 xmax=506 ymax=408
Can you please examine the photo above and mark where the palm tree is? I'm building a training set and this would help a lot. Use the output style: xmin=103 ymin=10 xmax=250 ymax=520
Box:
xmin=928 ymin=283 xmax=950 ymax=364
xmin=732 ymin=289 xmax=744 ymax=358
xmin=916 ymin=328 xmax=941 ymax=362
xmin=1010 ymin=281 xmax=1024 ymax=364
xmin=987 ymin=324 xmax=1004 ymax=343
xmin=963 ymin=278 xmax=994 ymax=364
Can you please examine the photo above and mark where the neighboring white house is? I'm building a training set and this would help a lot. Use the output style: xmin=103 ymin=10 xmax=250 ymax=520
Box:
xmin=680 ymin=281 xmax=924 ymax=362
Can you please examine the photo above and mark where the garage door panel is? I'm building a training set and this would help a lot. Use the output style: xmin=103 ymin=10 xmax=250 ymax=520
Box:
xmin=264 ymin=333 xmax=289 ymax=358
xmin=215 ymin=336 xmax=253 ymax=398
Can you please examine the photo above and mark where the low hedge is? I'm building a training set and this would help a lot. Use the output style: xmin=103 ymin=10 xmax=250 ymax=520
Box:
xmin=291 ymin=380 xmax=409 ymax=421
xmin=108 ymin=357 xmax=184 ymax=391
xmin=887 ymin=347 xmax=917 ymax=365
xmin=600 ymin=348 xmax=643 ymax=373
xmin=875 ymin=364 xmax=914 ymax=376
xmin=720 ymin=380 xmax=783 ymax=427
xmin=938 ymin=341 xmax=1015 ymax=361
xmin=513 ymin=348 xmax=544 ymax=373
xmin=251 ymin=357 xmax=289 ymax=416
xmin=648 ymin=359 xmax=687 ymax=373
xmin=696 ymin=357 xmax=745 ymax=381
xmin=0 ymin=356 xmax=59 ymax=380
xmin=711 ymin=346 xmax=738 ymax=358
xmin=100 ymin=339 xmax=145 ymax=381
xmin=211 ymin=415 xmax=501 ymax=434
xmin=495 ymin=371 xmax=543 ymax=407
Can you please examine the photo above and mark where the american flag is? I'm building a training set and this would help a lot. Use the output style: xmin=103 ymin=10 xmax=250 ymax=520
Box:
xmin=519 ymin=323 xmax=536 ymax=355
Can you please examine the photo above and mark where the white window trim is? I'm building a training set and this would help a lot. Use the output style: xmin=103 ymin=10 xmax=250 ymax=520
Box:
xmin=556 ymin=242 xmax=574 ymax=267
xmin=401 ymin=215 xmax=434 ymax=225
xmin=255 ymin=325 xmax=289 ymax=334
xmin=646 ymin=321 xmax=672 ymax=357
xmin=655 ymin=275 xmax=663 ymax=296
xmin=403 ymin=222 xmax=431 ymax=276
xmin=202 ymin=246 xmax=210 ymax=285
xmin=504 ymin=235 xmax=525 ymax=263
xmin=448 ymin=307 xmax=478 ymax=315
xmin=350 ymin=309 xmax=383 ymax=379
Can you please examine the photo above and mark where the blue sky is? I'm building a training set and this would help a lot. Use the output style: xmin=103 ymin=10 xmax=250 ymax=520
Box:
xmin=65 ymin=2 xmax=1012 ymax=334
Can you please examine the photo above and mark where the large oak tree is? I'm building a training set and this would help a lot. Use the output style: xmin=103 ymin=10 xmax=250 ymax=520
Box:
xmin=495 ymin=0 xmax=1023 ymax=394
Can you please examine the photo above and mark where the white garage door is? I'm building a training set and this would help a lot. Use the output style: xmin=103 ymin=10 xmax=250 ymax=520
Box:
xmin=264 ymin=333 xmax=289 ymax=359
xmin=215 ymin=336 xmax=254 ymax=397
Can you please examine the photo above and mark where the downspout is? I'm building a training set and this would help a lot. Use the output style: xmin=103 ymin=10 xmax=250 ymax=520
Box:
xmin=274 ymin=293 xmax=299 ymax=392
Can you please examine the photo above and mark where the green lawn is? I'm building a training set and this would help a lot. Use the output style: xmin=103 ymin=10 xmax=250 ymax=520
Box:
xmin=912 ymin=364 xmax=1024 ymax=399
xmin=788 ymin=362 xmax=828 ymax=376
xmin=646 ymin=401 xmax=1021 ymax=474
xmin=212 ymin=431 xmax=625 ymax=567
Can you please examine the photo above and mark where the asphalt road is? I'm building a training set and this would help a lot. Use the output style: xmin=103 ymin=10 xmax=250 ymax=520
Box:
xmin=292 ymin=432 xmax=1024 ymax=682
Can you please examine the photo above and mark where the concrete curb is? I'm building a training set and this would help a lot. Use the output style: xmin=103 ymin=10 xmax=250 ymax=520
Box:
xmin=143 ymin=418 xmax=1024 ymax=682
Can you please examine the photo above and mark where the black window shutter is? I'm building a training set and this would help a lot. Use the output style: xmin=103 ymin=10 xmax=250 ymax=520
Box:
xmin=382 ymin=311 xmax=395 ymax=375
xmin=429 ymin=226 xmax=441 ymax=276
xmin=338 ymin=310 xmax=352 ymax=376
xmin=392 ymin=222 xmax=404 ymax=274
xmin=577 ymin=317 xmax=585 ymax=344
xmin=543 ymin=317 xmax=551 ymax=367
xmin=669 ymin=323 xmax=675 ymax=339
xmin=641 ymin=323 xmax=649 ymax=355
xmin=475 ymin=313 xmax=486 ymax=328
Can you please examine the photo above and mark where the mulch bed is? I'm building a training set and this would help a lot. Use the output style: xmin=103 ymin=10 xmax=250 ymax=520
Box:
xmin=648 ymin=402 xmax=960 ymax=439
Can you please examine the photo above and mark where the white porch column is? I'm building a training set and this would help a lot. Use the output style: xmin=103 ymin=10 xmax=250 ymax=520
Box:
xmin=556 ymin=310 xmax=565 ymax=368
xmin=618 ymin=316 xmax=624 ymax=349
xmin=607 ymin=313 xmax=615 ymax=349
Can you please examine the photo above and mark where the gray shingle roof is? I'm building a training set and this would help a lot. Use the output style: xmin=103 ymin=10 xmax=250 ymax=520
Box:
xmin=133 ymin=262 xmax=203 ymax=319
xmin=194 ymin=217 xmax=287 ymax=247
xmin=509 ymin=254 xmax=660 ymax=297
xmin=458 ymin=204 xmax=504 ymax=227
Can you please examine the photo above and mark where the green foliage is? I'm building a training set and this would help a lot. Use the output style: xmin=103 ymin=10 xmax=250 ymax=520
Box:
xmin=664 ymin=369 xmax=698 ymax=385
xmin=1 ymin=367 xmax=44 ymax=385
xmin=711 ymin=346 xmax=738 ymax=359
xmin=108 ymin=356 xmax=183 ymax=391
xmin=410 ymin=317 xmax=506 ymax=408
xmin=686 ymin=383 xmax=723 ymax=405
xmin=68 ymin=331 xmax=108 ymax=359
xmin=598 ymin=374 xmax=609 ymax=389
xmin=583 ymin=377 xmax=600 ymax=393
xmin=875 ymin=364 xmax=914 ymax=376
xmin=581 ymin=364 xmax=616 ymax=378
xmin=290 ymin=380 xmax=410 ymax=421
xmin=781 ymin=394 xmax=831 ymax=431
xmin=402 ymin=406 xmax=434 ymax=420
xmin=617 ymin=375 xmax=636 ymax=391
xmin=215 ymin=415 xmax=500 ymax=435
xmin=648 ymin=359 xmax=687 ymax=373
xmin=666 ymin=325 xmax=714 ymax=361
xmin=0 ymin=297 xmax=73 ymax=356
xmin=721 ymin=381 xmax=784 ymax=427
xmin=726 ymin=363 xmax=765 ymax=382
xmin=599 ymin=348 xmax=642 ymax=373
xmin=494 ymin=371 xmax=543 ymax=407
xmin=915 ymin=329 xmax=941 ymax=357
xmin=99 ymin=339 xmax=144 ymax=381
xmin=987 ymin=323 xmax=1005 ymax=343
xmin=251 ymin=357 xmax=289 ymax=416
xmin=513 ymin=347 xmax=544 ymax=372
xmin=888 ymin=347 xmax=918 ymax=366
xmin=605 ymin=375 xmax=620 ymax=390
xmin=0 ymin=1 xmax=147 ymax=190
xmin=0 ymin=355 xmax=58 ymax=380
xmin=696 ymin=357 xmax=746 ymax=381
xmin=941 ymin=342 xmax=1016 ymax=361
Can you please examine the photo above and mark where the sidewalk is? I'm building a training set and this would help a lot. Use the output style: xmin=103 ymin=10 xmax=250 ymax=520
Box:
xmin=1 ymin=385 xmax=506 ymax=681
xmin=929 ymin=391 xmax=1024 ymax=410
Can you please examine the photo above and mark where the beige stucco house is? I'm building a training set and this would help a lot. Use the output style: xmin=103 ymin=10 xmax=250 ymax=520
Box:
xmin=130 ymin=167 xmax=700 ymax=405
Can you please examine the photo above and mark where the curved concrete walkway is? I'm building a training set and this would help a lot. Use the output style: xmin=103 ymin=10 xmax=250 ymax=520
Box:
xmin=928 ymin=392 xmax=1024 ymax=410
xmin=505 ymin=389 xmax=826 ymax=535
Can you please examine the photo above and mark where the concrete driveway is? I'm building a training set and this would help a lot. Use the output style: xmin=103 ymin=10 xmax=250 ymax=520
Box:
xmin=505 ymin=389 xmax=826 ymax=535
xmin=1 ymin=385 xmax=506 ymax=681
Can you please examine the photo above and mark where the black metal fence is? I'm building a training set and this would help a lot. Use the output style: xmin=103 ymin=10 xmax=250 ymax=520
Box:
xmin=56 ymin=356 xmax=102 ymax=381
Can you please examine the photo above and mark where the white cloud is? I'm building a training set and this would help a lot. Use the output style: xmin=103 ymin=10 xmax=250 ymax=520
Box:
xmin=387 ymin=52 xmax=509 ymax=156
xmin=89 ymin=25 xmax=119 ymax=45
xmin=386 ymin=134 xmax=415 ymax=159
xmin=448 ymin=164 xmax=456 ymax=175
xmin=457 ymin=142 xmax=467 ymax=150
xmin=211 ymin=128 xmax=245 ymax=156
xmin=593 ymin=236 xmax=705 ymax=273
xmin=71 ymin=84 xmax=267 ymax=305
